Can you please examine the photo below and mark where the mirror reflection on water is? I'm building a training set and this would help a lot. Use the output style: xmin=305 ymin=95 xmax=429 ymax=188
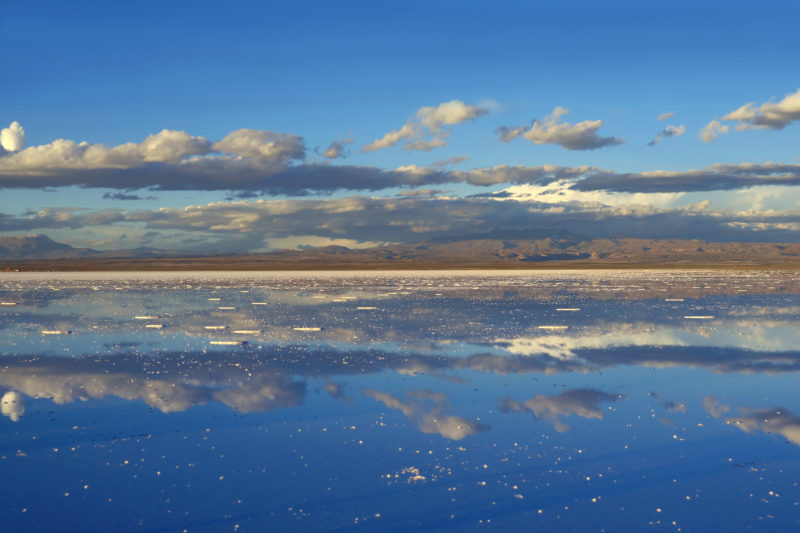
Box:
xmin=1 ymin=270 xmax=799 ymax=531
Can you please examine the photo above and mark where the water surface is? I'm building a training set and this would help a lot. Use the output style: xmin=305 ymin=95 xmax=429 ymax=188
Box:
xmin=1 ymin=270 xmax=799 ymax=531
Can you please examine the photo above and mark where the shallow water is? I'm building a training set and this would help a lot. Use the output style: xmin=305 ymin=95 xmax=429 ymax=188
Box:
xmin=1 ymin=270 xmax=799 ymax=531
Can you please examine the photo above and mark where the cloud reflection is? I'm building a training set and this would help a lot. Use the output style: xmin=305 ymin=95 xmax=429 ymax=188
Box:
xmin=1 ymin=391 xmax=25 ymax=422
xmin=0 ymin=353 xmax=305 ymax=414
xmin=364 ymin=388 xmax=488 ymax=440
xmin=726 ymin=407 xmax=800 ymax=447
xmin=500 ymin=389 xmax=622 ymax=432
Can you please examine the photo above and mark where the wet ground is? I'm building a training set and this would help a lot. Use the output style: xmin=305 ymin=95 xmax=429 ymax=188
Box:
xmin=1 ymin=270 xmax=799 ymax=531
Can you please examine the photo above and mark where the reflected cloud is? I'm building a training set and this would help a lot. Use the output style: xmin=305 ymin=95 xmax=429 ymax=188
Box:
xmin=325 ymin=381 xmax=352 ymax=402
xmin=212 ymin=377 xmax=306 ymax=413
xmin=495 ymin=327 xmax=686 ymax=360
xmin=1 ymin=390 xmax=25 ymax=422
xmin=649 ymin=392 xmax=687 ymax=413
xmin=726 ymin=407 xmax=800 ymax=447
xmin=703 ymin=395 xmax=731 ymax=418
xmin=495 ymin=319 xmax=800 ymax=360
xmin=364 ymin=388 xmax=487 ymax=440
xmin=0 ymin=353 xmax=305 ymax=414
xmin=500 ymin=389 xmax=621 ymax=432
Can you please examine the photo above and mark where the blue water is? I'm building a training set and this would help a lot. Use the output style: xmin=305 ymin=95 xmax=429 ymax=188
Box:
xmin=1 ymin=271 xmax=799 ymax=531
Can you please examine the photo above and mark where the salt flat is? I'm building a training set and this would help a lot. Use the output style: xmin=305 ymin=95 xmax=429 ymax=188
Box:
xmin=1 ymin=271 xmax=799 ymax=531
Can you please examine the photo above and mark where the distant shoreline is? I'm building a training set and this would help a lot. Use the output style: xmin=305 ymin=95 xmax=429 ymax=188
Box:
xmin=5 ymin=258 xmax=800 ymax=272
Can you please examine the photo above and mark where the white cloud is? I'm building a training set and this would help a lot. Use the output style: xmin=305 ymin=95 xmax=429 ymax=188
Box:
xmin=500 ymin=179 xmax=682 ymax=208
xmin=362 ymin=123 xmax=415 ymax=152
xmin=416 ymin=100 xmax=487 ymax=131
xmin=648 ymin=124 xmax=685 ymax=146
xmin=8 ymin=187 xmax=800 ymax=251
xmin=211 ymin=129 xmax=304 ymax=163
xmin=722 ymin=88 xmax=800 ymax=130
xmin=362 ymin=100 xmax=488 ymax=152
xmin=0 ymin=129 xmax=212 ymax=170
xmin=497 ymin=106 xmax=624 ymax=150
xmin=0 ymin=121 xmax=26 ymax=152
xmin=657 ymin=112 xmax=675 ymax=121
xmin=322 ymin=137 xmax=354 ymax=159
xmin=698 ymin=118 xmax=729 ymax=142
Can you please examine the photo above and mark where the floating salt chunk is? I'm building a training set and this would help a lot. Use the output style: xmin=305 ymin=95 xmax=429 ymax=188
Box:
xmin=204 ymin=326 xmax=228 ymax=330
xmin=357 ymin=306 xmax=377 ymax=310
xmin=145 ymin=324 xmax=164 ymax=329
xmin=210 ymin=340 xmax=245 ymax=346
xmin=218 ymin=306 xmax=237 ymax=310
xmin=134 ymin=316 xmax=159 ymax=320
xmin=293 ymin=327 xmax=323 ymax=332
xmin=556 ymin=308 xmax=580 ymax=312
xmin=233 ymin=330 xmax=260 ymax=334
xmin=208 ymin=298 xmax=221 ymax=301
xmin=665 ymin=299 xmax=684 ymax=302
xmin=42 ymin=330 xmax=71 ymax=335
xmin=0 ymin=302 xmax=17 ymax=306
xmin=537 ymin=325 xmax=568 ymax=330
xmin=251 ymin=302 xmax=268 ymax=306
xmin=684 ymin=315 xmax=715 ymax=319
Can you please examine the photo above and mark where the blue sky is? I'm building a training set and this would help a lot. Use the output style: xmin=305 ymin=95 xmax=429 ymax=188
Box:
xmin=2 ymin=0 xmax=800 ymax=252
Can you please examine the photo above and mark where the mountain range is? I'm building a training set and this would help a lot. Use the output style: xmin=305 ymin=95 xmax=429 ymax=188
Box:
xmin=0 ymin=234 xmax=182 ymax=260
xmin=2 ymin=231 xmax=800 ymax=270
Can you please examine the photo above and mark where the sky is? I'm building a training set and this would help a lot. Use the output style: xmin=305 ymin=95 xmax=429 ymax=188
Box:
xmin=1 ymin=0 xmax=800 ymax=253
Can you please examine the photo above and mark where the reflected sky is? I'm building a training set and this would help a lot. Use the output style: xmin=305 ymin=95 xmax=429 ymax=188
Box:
xmin=1 ymin=271 xmax=800 ymax=531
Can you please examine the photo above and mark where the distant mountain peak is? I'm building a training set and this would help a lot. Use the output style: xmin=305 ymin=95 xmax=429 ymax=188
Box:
xmin=0 ymin=234 xmax=181 ymax=260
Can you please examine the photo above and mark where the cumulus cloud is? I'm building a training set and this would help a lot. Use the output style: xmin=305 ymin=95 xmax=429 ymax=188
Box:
xmin=364 ymin=388 xmax=487 ymax=440
xmin=497 ymin=106 xmax=624 ymax=150
xmin=429 ymin=155 xmax=470 ymax=168
xmin=648 ymin=124 xmax=685 ymax=146
xmin=362 ymin=100 xmax=488 ymax=152
xmin=0 ymin=127 xmax=307 ymax=191
xmin=721 ymin=88 xmax=800 ymax=130
xmin=321 ymin=137 xmax=354 ymax=159
xmin=103 ymin=192 xmax=156 ymax=201
xmin=500 ymin=389 xmax=621 ymax=432
xmin=8 ymin=186 xmax=800 ymax=248
xmin=573 ymin=162 xmax=800 ymax=193
xmin=4 ymin=125 xmax=800 ymax=197
xmin=657 ymin=112 xmax=675 ymax=121
xmin=0 ymin=121 xmax=26 ymax=152
xmin=212 ymin=129 xmax=305 ymax=163
xmin=699 ymin=118 xmax=730 ymax=142
xmin=0 ymin=129 xmax=212 ymax=170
